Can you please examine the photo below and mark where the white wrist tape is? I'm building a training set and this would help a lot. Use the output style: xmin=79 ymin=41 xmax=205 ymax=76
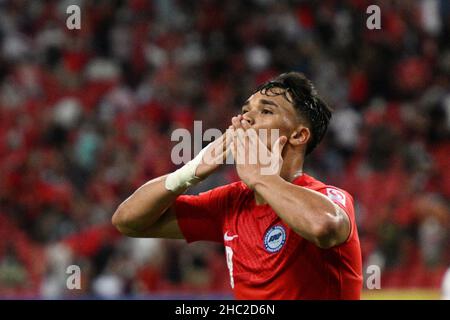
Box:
xmin=165 ymin=146 xmax=208 ymax=194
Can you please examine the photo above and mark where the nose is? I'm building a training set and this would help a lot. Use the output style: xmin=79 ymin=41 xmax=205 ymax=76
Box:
xmin=242 ymin=113 xmax=254 ymax=126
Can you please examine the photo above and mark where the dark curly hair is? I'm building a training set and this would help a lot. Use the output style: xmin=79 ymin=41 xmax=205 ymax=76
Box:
xmin=254 ymin=72 xmax=332 ymax=156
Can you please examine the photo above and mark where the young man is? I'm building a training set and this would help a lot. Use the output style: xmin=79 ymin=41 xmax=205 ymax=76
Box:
xmin=112 ymin=72 xmax=363 ymax=299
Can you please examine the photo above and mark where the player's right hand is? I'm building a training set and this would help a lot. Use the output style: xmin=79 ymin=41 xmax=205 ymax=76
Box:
xmin=194 ymin=127 xmax=234 ymax=179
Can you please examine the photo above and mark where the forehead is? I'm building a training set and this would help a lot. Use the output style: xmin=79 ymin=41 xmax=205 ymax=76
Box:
xmin=245 ymin=90 xmax=296 ymax=114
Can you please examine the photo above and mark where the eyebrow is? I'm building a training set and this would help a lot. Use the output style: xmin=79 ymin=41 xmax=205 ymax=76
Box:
xmin=242 ymin=99 xmax=279 ymax=108
xmin=260 ymin=99 xmax=279 ymax=107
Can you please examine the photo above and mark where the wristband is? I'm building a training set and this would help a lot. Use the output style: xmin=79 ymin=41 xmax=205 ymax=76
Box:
xmin=164 ymin=146 xmax=208 ymax=194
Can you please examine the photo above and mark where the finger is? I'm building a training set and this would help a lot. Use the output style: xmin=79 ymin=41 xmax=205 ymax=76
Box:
xmin=209 ymin=134 xmax=224 ymax=154
xmin=212 ymin=131 xmax=234 ymax=164
xmin=225 ymin=126 xmax=234 ymax=147
xmin=236 ymin=128 xmax=245 ymax=146
xmin=230 ymin=136 xmax=237 ymax=161
xmin=246 ymin=127 xmax=258 ymax=140
xmin=213 ymin=130 xmax=229 ymax=153
xmin=231 ymin=116 xmax=240 ymax=129
xmin=232 ymin=115 xmax=243 ymax=130
xmin=224 ymin=139 xmax=234 ymax=159
xmin=240 ymin=119 xmax=251 ymax=130
xmin=224 ymin=126 xmax=234 ymax=157
xmin=244 ymin=129 xmax=250 ymax=160
xmin=246 ymin=128 xmax=258 ymax=150
xmin=245 ymin=128 xmax=259 ymax=164
xmin=235 ymin=128 xmax=246 ymax=164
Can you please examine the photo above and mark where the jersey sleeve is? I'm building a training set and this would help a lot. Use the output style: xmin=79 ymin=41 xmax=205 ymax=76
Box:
xmin=174 ymin=183 xmax=239 ymax=243
xmin=316 ymin=186 xmax=356 ymax=243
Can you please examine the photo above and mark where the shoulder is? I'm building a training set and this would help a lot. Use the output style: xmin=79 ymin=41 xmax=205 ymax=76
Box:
xmin=296 ymin=174 xmax=354 ymax=207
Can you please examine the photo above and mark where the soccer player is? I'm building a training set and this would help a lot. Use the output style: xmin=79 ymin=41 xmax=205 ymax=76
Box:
xmin=112 ymin=72 xmax=363 ymax=299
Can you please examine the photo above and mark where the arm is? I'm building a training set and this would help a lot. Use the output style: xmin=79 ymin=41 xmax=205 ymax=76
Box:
xmin=230 ymin=117 xmax=350 ymax=249
xmin=253 ymin=175 xmax=350 ymax=249
xmin=112 ymin=130 xmax=233 ymax=238
xmin=112 ymin=175 xmax=182 ymax=238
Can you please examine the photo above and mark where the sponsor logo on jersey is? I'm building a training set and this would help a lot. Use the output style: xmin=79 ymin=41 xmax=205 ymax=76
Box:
xmin=326 ymin=188 xmax=346 ymax=206
xmin=264 ymin=225 xmax=286 ymax=253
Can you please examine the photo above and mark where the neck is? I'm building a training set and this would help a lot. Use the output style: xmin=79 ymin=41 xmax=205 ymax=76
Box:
xmin=280 ymin=163 xmax=304 ymax=182
xmin=280 ymin=149 xmax=304 ymax=182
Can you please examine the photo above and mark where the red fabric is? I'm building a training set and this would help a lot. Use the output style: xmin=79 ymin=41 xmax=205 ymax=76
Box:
xmin=175 ymin=174 xmax=363 ymax=299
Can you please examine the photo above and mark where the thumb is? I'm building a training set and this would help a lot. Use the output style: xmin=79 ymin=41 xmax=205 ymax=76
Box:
xmin=273 ymin=136 xmax=288 ymax=156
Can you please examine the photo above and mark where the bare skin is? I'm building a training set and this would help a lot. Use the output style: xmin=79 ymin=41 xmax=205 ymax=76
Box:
xmin=112 ymin=91 xmax=350 ymax=249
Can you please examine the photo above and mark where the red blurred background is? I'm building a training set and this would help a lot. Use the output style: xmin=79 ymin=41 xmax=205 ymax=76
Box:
xmin=0 ymin=0 xmax=448 ymax=298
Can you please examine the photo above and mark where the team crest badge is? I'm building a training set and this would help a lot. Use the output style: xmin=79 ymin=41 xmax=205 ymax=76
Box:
xmin=264 ymin=225 xmax=286 ymax=253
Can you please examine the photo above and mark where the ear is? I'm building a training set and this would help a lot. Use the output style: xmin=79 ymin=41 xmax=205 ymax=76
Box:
xmin=289 ymin=125 xmax=311 ymax=148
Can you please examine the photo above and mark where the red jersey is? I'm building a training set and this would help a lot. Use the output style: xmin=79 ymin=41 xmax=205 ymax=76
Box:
xmin=174 ymin=174 xmax=362 ymax=299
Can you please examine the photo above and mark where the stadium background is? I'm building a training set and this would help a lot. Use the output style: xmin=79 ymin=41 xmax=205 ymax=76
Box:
xmin=0 ymin=0 xmax=449 ymax=299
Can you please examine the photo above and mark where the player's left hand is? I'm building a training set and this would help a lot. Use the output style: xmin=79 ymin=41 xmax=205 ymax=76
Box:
xmin=230 ymin=115 xmax=287 ymax=189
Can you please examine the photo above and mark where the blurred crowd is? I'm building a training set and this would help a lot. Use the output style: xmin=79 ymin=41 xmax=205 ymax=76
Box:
xmin=0 ymin=0 xmax=449 ymax=298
